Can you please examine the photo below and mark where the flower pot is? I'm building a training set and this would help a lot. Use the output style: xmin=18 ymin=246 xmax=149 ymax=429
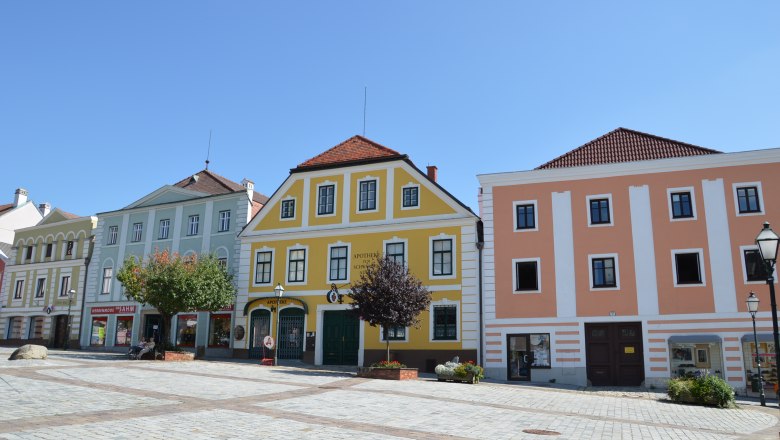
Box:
xmin=357 ymin=367 xmax=418 ymax=380
xmin=437 ymin=372 xmax=478 ymax=384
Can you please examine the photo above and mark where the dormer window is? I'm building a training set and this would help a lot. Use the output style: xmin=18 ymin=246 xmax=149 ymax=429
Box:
xmin=402 ymin=186 xmax=419 ymax=208
xmin=358 ymin=180 xmax=377 ymax=211
xmin=318 ymin=185 xmax=335 ymax=215
xmin=281 ymin=199 xmax=295 ymax=219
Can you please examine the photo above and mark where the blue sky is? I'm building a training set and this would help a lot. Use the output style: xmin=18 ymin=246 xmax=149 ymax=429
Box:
xmin=2 ymin=1 xmax=778 ymax=216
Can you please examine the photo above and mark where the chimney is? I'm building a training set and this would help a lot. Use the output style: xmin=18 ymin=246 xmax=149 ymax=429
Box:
xmin=38 ymin=203 xmax=51 ymax=217
xmin=14 ymin=188 xmax=28 ymax=207
xmin=241 ymin=178 xmax=254 ymax=200
xmin=426 ymin=165 xmax=438 ymax=182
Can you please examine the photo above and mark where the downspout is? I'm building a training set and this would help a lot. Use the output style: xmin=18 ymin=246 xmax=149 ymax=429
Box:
xmin=78 ymin=237 xmax=94 ymax=348
xmin=476 ymin=220 xmax=484 ymax=366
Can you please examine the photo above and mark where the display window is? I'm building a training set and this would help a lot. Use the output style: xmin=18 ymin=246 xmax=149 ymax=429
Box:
xmin=669 ymin=341 xmax=722 ymax=378
xmin=208 ymin=314 xmax=231 ymax=348
xmin=176 ymin=314 xmax=197 ymax=347
xmin=90 ymin=317 xmax=107 ymax=346
xmin=507 ymin=333 xmax=551 ymax=381
xmin=742 ymin=339 xmax=777 ymax=399
xmin=115 ymin=316 xmax=133 ymax=346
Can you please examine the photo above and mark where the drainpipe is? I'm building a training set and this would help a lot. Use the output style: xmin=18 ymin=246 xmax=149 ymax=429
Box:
xmin=476 ymin=220 xmax=484 ymax=366
xmin=77 ymin=237 xmax=94 ymax=348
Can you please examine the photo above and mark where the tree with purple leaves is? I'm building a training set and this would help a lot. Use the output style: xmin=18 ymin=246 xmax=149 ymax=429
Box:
xmin=348 ymin=256 xmax=431 ymax=362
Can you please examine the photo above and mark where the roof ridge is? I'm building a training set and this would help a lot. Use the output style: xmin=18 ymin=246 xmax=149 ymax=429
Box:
xmin=296 ymin=135 xmax=403 ymax=169
xmin=199 ymin=169 xmax=245 ymax=192
xmin=615 ymin=127 xmax=720 ymax=154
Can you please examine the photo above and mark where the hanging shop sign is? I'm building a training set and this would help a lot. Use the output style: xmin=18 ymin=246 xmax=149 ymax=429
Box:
xmin=326 ymin=283 xmax=346 ymax=304
xmin=90 ymin=305 xmax=137 ymax=315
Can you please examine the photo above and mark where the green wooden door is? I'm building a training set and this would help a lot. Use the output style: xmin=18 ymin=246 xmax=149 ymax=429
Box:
xmin=323 ymin=310 xmax=359 ymax=365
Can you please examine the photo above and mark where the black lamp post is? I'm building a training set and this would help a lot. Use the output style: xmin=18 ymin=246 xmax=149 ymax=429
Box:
xmin=273 ymin=283 xmax=285 ymax=366
xmin=747 ymin=291 xmax=766 ymax=406
xmin=755 ymin=221 xmax=780 ymax=408
xmin=64 ymin=289 xmax=76 ymax=350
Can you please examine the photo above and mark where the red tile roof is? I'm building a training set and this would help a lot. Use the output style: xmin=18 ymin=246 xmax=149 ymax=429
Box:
xmin=0 ymin=204 xmax=13 ymax=215
xmin=296 ymin=135 xmax=403 ymax=169
xmin=536 ymin=128 xmax=721 ymax=169
xmin=172 ymin=170 xmax=269 ymax=204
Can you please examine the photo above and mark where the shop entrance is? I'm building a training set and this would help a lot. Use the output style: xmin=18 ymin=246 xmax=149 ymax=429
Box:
xmin=277 ymin=308 xmax=304 ymax=360
xmin=248 ymin=309 xmax=270 ymax=360
xmin=143 ymin=314 xmax=162 ymax=343
xmin=507 ymin=334 xmax=533 ymax=381
xmin=322 ymin=310 xmax=359 ymax=365
xmin=585 ymin=322 xmax=644 ymax=386
xmin=52 ymin=315 xmax=68 ymax=348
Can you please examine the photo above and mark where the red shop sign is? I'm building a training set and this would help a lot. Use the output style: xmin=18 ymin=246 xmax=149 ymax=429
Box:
xmin=91 ymin=305 xmax=137 ymax=315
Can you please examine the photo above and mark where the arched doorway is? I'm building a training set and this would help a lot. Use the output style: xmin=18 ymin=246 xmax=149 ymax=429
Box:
xmin=278 ymin=307 xmax=304 ymax=360
xmin=248 ymin=309 xmax=270 ymax=359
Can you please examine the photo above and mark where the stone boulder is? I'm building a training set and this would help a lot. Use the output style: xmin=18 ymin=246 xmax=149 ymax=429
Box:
xmin=9 ymin=344 xmax=48 ymax=360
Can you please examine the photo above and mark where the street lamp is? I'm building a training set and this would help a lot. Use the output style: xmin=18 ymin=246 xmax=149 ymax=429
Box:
xmin=273 ymin=283 xmax=285 ymax=366
xmin=756 ymin=221 xmax=780 ymax=408
xmin=64 ymin=289 xmax=76 ymax=350
xmin=747 ymin=291 xmax=766 ymax=406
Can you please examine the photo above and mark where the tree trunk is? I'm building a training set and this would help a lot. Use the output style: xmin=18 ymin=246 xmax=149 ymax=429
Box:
xmin=160 ymin=313 xmax=172 ymax=359
xmin=384 ymin=326 xmax=390 ymax=362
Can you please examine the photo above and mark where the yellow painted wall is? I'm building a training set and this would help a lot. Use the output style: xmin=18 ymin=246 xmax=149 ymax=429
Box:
xmin=254 ymin=179 xmax=304 ymax=230
xmin=393 ymin=168 xmax=457 ymax=218
xmin=308 ymin=175 xmax=344 ymax=226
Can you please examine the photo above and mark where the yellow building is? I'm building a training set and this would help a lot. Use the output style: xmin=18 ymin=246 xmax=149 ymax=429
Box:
xmin=235 ymin=136 xmax=480 ymax=370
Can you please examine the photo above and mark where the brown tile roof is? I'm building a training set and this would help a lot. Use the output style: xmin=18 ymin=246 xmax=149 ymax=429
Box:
xmin=296 ymin=135 xmax=404 ymax=169
xmin=536 ymin=128 xmax=721 ymax=169
xmin=0 ymin=204 xmax=13 ymax=215
xmin=61 ymin=211 xmax=80 ymax=219
xmin=172 ymin=169 xmax=268 ymax=204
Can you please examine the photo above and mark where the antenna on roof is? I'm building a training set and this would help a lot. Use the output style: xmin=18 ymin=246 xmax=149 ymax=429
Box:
xmin=363 ymin=86 xmax=367 ymax=137
xmin=205 ymin=129 xmax=212 ymax=170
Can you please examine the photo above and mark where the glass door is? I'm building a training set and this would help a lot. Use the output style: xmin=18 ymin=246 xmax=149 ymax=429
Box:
xmin=507 ymin=334 xmax=534 ymax=381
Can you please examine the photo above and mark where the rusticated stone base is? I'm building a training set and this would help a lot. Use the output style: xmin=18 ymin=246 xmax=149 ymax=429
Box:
xmin=356 ymin=367 xmax=418 ymax=380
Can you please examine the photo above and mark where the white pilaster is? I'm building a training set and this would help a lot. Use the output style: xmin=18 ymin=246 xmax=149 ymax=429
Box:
xmin=552 ymin=191 xmax=576 ymax=317
xmin=172 ymin=206 xmax=183 ymax=253
xmin=202 ymin=201 xmax=214 ymax=252
xmin=301 ymin=177 xmax=310 ymax=228
xmin=701 ymin=178 xmax=738 ymax=313
xmin=143 ymin=209 xmax=156 ymax=256
xmin=629 ymin=185 xmax=659 ymax=316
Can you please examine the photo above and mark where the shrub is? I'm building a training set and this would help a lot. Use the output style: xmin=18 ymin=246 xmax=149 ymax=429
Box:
xmin=667 ymin=374 xmax=735 ymax=408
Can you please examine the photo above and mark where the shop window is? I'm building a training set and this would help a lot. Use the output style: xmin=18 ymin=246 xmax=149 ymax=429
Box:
xmin=115 ymin=317 xmax=133 ymax=346
xmin=29 ymin=316 xmax=44 ymax=339
xmin=91 ymin=318 xmax=107 ymax=346
xmin=743 ymin=340 xmax=776 ymax=397
xmin=7 ymin=317 xmax=23 ymax=339
xmin=176 ymin=314 xmax=197 ymax=347
xmin=208 ymin=314 xmax=231 ymax=348
xmin=507 ymin=333 xmax=551 ymax=381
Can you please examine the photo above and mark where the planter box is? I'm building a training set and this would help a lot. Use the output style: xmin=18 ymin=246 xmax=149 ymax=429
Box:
xmin=357 ymin=367 xmax=418 ymax=380
xmin=162 ymin=351 xmax=195 ymax=362
xmin=437 ymin=372 xmax=479 ymax=384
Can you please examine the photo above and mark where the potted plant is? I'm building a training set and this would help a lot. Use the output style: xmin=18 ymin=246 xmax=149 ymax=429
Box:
xmin=435 ymin=359 xmax=484 ymax=384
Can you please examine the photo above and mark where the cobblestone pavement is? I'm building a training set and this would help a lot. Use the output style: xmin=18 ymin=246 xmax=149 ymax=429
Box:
xmin=0 ymin=348 xmax=777 ymax=439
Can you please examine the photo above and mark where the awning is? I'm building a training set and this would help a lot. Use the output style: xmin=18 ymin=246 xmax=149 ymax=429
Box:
xmin=741 ymin=334 xmax=776 ymax=343
xmin=668 ymin=335 xmax=722 ymax=344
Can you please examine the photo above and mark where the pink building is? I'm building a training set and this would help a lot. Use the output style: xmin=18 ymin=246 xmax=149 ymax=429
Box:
xmin=478 ymin=128 xmax=780 ymax=396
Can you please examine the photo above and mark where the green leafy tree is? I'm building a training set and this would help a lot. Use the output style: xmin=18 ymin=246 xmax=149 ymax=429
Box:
xmin=116 ymin=249 xmax=236 ymax=357
xmin=348 ymin=256 xmax=431 ymax=363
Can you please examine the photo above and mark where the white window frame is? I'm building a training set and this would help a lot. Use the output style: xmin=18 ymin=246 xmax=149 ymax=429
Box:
xmin=383 ymin=237 xmax=408 ymax=266
xmin=280 ymin=197 xmax=297 ymax=221
xmin=513 ymin=200 xmax=538 ymax=232
xmin=132 ymin=223 xmax=143 ymax=242
xmin=429 ymin=299 xmax=460 ymax=343
xmin=13 ymin=279 xmax=24 ymax=300
xmin=59 ymin=274 xmax=71 ymax=297
xmin=102 ymin=266 xmax=113 ymax=294
xmin=326 ymin=242 xmax=351 ymax=283
xmin=215 ymin=246 xmax=229 ymax=268
xmin=356 ymin=176 xmax=379 ymax=213
xmin=158 ymin=219 xmax=170 ymax=240
xmin=107 ymin=225 xmax=118 ymax=245
xmin=253 ymin=247 xmax=275 ymax=286
xmin=286 ymin=244 xmax=309 ymax=285
xmin=379 ymin=324 xmax=409 ymax=343
xmin=35 ymin=277 xmax=46 ymax=298
xmin=400 ymin=183 xmax=420 ymax=210
xmin=667 ymin=186 xmax=697 ymax=222
xmin=512 ymin=257 xmax=541 ymax=294
xmin=315 ymin=181 xmax=338 ymax=217
xmin=429 ymin=234 xmax=457 ymax=280
xmin=671 ymin=248 xmax=706 ymax=288
xmin=740 ymin=244 xmax=777 ymax=285
xmin=188 ymin=215 xmax=200 ymax=236
xmin=588 ymin=253 xmax=620 ymax=291
xmin=733 ymin=181 xmax=765 ymax=216
xmin=586 ymin=194 xmax=614 ymax=227
xmin=218 ymin=210 xmax=231 ymax=232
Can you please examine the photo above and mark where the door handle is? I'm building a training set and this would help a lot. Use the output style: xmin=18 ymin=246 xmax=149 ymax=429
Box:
xmin=523 ymin=355 xmax=528 ymax=363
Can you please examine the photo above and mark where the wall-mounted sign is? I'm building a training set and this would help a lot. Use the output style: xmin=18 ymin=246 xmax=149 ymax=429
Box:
xmin=263 ymin=335 xmax=275 ymax=349
xmin=91 ymin=305 xmax=137 ymax=315
xmin=234 ymin=325 xmax=245 ymax=341
xmin=45 ymin=306 xmax=53 ymax=314
xmin=624 ymin=346 xmax=635 ymax=354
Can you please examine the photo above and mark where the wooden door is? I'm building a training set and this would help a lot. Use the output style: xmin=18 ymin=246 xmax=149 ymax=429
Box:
xmin=322 ymin=311 xmax=359 ymax=365
xmin=585 ymin=322 xmax=644 ymax=386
